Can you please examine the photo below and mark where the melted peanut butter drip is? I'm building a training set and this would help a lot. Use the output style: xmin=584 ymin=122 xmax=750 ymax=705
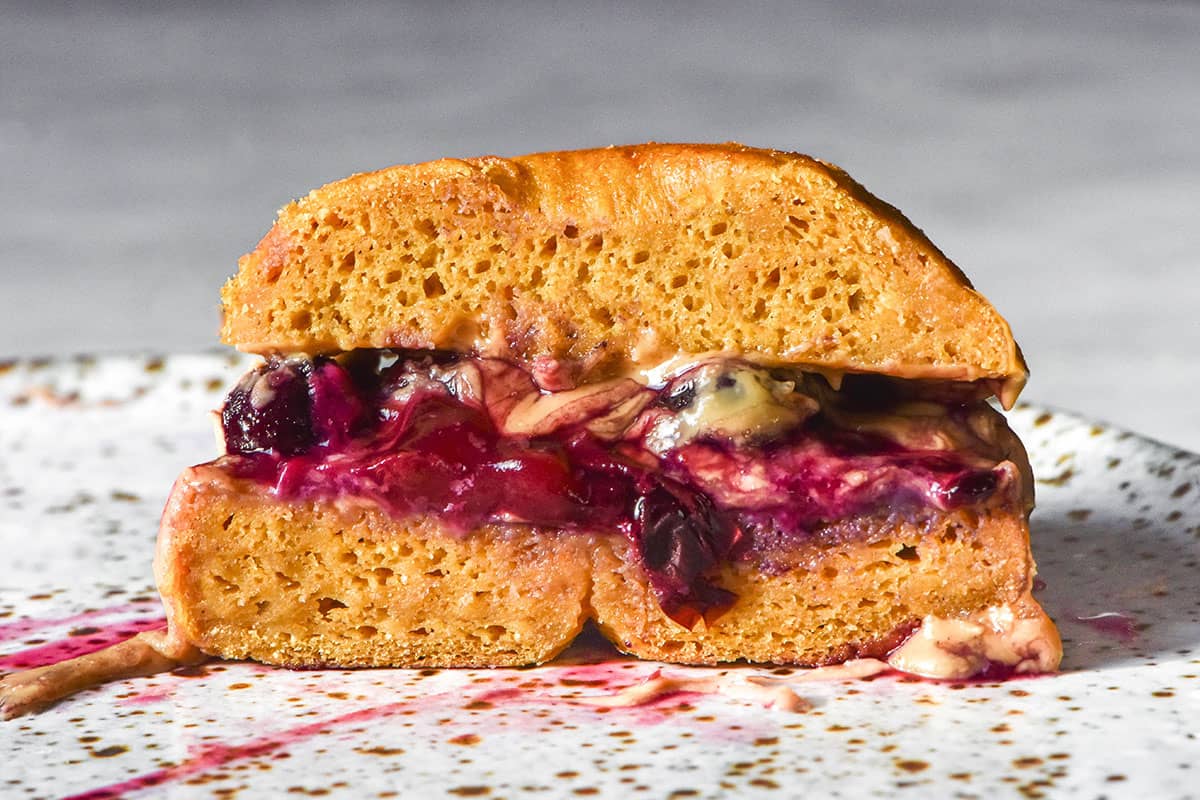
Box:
xmin=0 ymin=628 xmax=205 ymax=719
xmin=886 ymin=600 xmax=1062 ymax=679
xmin=578 ymin=659 xmax=899 ymax=713
xmin=578 ymin=668 xmax=811 ymax=712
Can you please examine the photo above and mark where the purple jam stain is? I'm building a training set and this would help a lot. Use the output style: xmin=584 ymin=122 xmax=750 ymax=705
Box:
xmin=119 ymin=687 xmax=174 ymax=707
xmin=0 ymin=601 xmax=160 ymax=646
xmin=217 ymin=351 xmax=1008 ymax=627
xmin=1073 ymin=612 xmax=1139 ymax=643
xmin=59 ymin=701 xmax=419 ymax=800
xmin=59 ymin=660 xmax=761 ymax=800
xmin=454 ymin=666 xmax=718 ymax=728
xmin=0 ymin=616 xmax=167 ymax=671
xmin=464 ymin=687 xmax=525 ymax=708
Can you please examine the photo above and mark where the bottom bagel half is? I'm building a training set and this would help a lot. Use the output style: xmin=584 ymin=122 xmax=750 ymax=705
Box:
xmin=156 ymin=465 xmax=1058 ymax=671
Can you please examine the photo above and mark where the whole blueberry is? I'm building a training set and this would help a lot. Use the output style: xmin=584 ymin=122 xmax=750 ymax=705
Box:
xmin=635 ymin=481 xmax=739 ymax=627
xmin=221 ymin=358 xmax=316 ymax=455
xmin=944 ymin=469 xmax=1000 ymax=506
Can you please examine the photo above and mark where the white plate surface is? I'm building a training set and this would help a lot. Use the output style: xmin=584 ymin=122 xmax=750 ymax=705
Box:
xmin=1 ymin=353 xmax=1198 ymax=799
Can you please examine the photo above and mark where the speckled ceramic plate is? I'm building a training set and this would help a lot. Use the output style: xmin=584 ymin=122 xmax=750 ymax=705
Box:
xmin=2 ymin=353 xmax=1198 ymax=799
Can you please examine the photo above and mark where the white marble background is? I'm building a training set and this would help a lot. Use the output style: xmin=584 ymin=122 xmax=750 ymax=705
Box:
xmin=3 ymin=0 xmax=1198 ymax=450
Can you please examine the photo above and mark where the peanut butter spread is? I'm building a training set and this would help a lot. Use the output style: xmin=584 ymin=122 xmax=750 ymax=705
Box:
xmin=887 ymin=603 xmax=1062 ymax=680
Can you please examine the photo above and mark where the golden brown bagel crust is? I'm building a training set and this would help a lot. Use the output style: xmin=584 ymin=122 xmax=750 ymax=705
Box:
xmin=222 ymin=143 xmax=1027 ymax=402
xmin=155 ymin=465 xmax=1059 ymax=669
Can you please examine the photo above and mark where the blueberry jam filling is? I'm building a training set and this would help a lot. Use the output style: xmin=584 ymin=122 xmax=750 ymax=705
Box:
xmin=215 ymin=351 xmax=1016 ymax=627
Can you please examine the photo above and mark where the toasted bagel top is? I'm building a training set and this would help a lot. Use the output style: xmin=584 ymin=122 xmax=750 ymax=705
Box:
xmin=222 ymin=143 xmax=1027 ymax=404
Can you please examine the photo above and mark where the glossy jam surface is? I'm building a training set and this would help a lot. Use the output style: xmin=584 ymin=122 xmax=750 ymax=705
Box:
xmin=217 ymin=352 xmax=1011 ymax=626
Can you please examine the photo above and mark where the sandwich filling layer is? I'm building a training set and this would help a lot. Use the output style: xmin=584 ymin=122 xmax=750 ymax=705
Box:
xmin=214 ymin=350 xmax=1029 ymax=627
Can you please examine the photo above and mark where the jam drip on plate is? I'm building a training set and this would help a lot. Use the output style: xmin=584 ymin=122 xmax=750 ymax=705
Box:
xmin=216 ymin=351 xmax=1012 ymax=627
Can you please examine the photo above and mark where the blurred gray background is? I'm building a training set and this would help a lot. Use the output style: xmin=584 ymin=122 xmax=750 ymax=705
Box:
xmin=3 ymin=0 xmax=1198 ymax=448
